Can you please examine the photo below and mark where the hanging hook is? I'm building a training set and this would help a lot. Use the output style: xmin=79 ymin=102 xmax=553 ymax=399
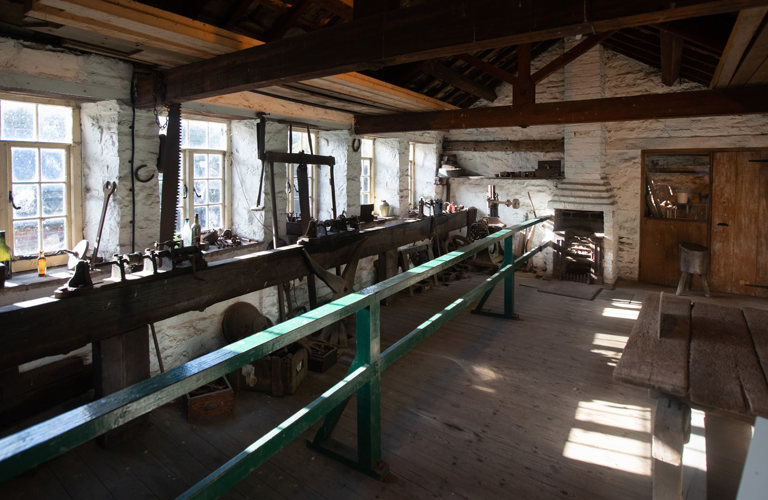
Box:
xmin=9 ymin=191 xmax=21 ymax=210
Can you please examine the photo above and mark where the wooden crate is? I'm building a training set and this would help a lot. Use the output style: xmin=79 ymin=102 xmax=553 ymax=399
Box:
xmin=185 ymin=376 xmax=234 ymax=422
xmin=237 ymin=343 xmax=308 ymax=396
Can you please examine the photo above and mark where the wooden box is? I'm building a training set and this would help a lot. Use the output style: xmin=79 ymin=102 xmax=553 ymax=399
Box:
xmin=186 ymin=376 xmax=234 ymax=422
xmin=238 ymin=343 xmax=308 ymax=396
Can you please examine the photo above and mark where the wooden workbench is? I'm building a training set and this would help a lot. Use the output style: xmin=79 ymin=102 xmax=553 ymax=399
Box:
xmin=614 ymin=292 xmax=768 ymax=499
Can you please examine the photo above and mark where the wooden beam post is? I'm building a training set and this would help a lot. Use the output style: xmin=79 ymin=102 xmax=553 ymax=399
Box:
xmin=652 ymin=395 xmax=690 ymax=500
xmin=513 ymin=43 xmax=534 ymax=106
xmin=661 ymin=31 xmax=684 ymax=86
xmin=532 ymin=31 xmax=616 ymax=83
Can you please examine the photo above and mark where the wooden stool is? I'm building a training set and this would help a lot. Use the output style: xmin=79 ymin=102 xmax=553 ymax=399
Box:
xmin=676 ymin=242 xmax=710 ymax=297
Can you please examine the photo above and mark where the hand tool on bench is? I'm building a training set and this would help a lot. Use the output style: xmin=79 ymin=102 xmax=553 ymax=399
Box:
xmin=90 ymin=181 xmax=117 ymax=269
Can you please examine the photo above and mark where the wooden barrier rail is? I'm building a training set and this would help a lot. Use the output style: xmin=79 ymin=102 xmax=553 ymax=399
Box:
xmin=0 ymin=216 xmax=552 ymax=498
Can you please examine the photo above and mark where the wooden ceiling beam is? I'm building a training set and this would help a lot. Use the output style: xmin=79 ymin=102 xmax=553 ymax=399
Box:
xmin=456 ymin=53 xmax=517 ymax=86
xmin=136 ymin=0 xmax=768 ymax=106
xmin=422 ymin=61 xmax=498 ymax=102
xmin=354 ymin=85 xmax=768 ymax=134
xmin=265 ymin=0 xmax=314 ymax=40
xmin=661 ymin=30 xmax=684 ymax=85
xmin=712 ymin=7 xmax=768 ymax=87
xmin=532 ymin=31 xmax=616 ymax=83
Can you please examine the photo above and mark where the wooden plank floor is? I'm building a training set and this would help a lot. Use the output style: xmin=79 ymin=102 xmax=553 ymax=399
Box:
xmin=3 ymin=272 xmax=742 ymax=499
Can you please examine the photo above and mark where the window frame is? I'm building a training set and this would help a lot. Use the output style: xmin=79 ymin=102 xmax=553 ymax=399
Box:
xmin=360 ymin=137 xmax=374 ymax=205
xmin=175 ymin=117 xmax=230 ymax=233
xmin=0 ymin=94 xmax=82 ymax=273
xmin=408 ymin=142 xmax=416 ymax=208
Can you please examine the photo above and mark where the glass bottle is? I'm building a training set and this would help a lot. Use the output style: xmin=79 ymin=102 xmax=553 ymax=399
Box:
xmin=0 ymin=230 xmax=11 ymax=279
xmin=191 ymin=213 xmax=201 ymax=247
xmin=37 ymin=250 xmax=47 ymax=277
xmin=181 ymin=218 xmax=192 ymax=246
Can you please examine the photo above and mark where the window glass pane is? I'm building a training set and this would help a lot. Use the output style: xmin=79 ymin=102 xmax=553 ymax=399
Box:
xmin=11 ymin=147 xmax=39 ymax=182
xmin=193 ymin=180 xmax=207 ymax=204
xmin=362 ymin=162 xmax=369 ymax=176
xmin=42 ymin=217 xmax=66 ymax=251
xmin=2 ymin=100 xmax=36 ymax=141
xmin=13 ymin=219 xmax=39 ymax=255
xmin=208 ymin=123 xmax=226 ymax=150
xmin=361 ymin=138 xmax=373 ymax=158
xmin=361 ymin=177 xmax=369 ymax=191
xmin=13 ymin=184 xmax=39 ymax=218
xmin=41 ymin=148 xmax=66 ymax=181
xmin=41 ymin=183 xmax=66 ymax=216
xmin=208 ymin=205 xmax=222 ymax=229
xmin=187 ymin=120 xmax=207 ymax=148
xmin=194 ymin=206 xmax=207 ymax=230
xmin=193 ymin=153 xmax=207 ymax=178
xmin=362 ymin=193 xmax=369 ymax=204
xmin=38 ymin=104 xmax=72 ymax=143
xmin=208 ymin=180 xmax=222 ymax=203
xmin=208 ymin=154 xmax=222 ymax=177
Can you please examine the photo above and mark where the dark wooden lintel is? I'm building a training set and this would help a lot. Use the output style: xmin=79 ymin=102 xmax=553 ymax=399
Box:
xmin=354 ymin=85 xmax=768 ymax=134
xmin=442 ymin=139 xmax=563 ymax=153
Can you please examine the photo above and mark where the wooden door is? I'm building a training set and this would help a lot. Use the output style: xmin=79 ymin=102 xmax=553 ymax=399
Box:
xmin=710 ymin=152 xmax=768 ymax=297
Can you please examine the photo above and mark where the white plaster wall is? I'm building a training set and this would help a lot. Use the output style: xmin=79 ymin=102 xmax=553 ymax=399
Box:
xmin=414 ymin=142 xmax=438 ymax=202
xmin=317 ymin=130 xmax=350 ymax=220
xmin=80 ymin=101 xmax=122 ymax=260
xmin=230 ymin=119 xmax=266 ymax=241
xmin=374 ymin=138 xmax=400 ymax=215
xmin=80 ymin=102 xmax=160 ymax=257
xmin=0 ymin=37 xmax=132 ymax=101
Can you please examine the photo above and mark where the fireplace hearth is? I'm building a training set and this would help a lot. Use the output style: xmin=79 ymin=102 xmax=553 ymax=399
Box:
xmin=553 ymin=209 xmax=604 ymax=284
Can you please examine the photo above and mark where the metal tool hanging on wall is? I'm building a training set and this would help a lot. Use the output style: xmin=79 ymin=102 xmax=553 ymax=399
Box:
xmin=158 ymin=103 xmax=182 ymax=243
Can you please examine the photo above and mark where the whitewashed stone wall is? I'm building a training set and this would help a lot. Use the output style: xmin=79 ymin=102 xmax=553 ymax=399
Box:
xmin=0 ymin=37 xmax=131 ymax=101
xmin=603 ymin=51 xmax=768 ymax=279
xmin=442 ymin=39 xmax=768 ymax=282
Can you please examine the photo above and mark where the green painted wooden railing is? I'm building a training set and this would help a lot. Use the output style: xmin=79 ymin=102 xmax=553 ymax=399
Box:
xmin=0 ymin=216 xmax=552 ymax=498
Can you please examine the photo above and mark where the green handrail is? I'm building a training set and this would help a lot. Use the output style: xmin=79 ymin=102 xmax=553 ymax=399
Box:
xmin=0 ymin=216 xmax=552 ymax=498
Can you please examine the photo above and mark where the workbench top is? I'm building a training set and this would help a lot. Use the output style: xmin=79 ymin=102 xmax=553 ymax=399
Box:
xmin=614 ymin=292 xmax=768 ymax=418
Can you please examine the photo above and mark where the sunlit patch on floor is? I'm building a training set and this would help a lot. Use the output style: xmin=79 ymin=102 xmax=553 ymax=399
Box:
xmin=564 ymin=399 xmax=652 ymax=475
xmin=602 ymin=304 xmax=641 ymax=320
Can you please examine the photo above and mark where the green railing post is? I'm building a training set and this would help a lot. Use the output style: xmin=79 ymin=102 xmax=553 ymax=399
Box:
xmin=354 ymin=301 xmax=388 ymax=477
xmin=503 ymin=234 xmax=516 ymax=318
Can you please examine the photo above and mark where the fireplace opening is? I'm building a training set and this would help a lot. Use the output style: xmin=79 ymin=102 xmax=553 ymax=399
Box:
xmin=553 ymin=210 xmax=604 ymax=284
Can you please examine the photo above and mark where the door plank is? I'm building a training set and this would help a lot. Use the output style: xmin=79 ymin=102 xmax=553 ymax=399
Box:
xmin=710 ymin=152 xmax=739 ymax=292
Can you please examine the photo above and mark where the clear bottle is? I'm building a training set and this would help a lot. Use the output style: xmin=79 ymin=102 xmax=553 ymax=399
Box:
xmin=181 ymin=218 xmax=192 ymax=246
xmin=0 ymin=230 xmax=11 ymax=279
xmin=191 ymin=213 xmax=201 ymax=247
xmin=37 ymin=250 xmax=47 ymax=276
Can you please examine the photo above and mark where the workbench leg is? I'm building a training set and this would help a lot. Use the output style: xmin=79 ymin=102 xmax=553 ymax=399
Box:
xmin=652 ymin=395 xmax=690 ymax=500
xmin=93 ymin=326 xmax=150 ymax=445
xmin=705 ymin=412 xmax=752 ymax=500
